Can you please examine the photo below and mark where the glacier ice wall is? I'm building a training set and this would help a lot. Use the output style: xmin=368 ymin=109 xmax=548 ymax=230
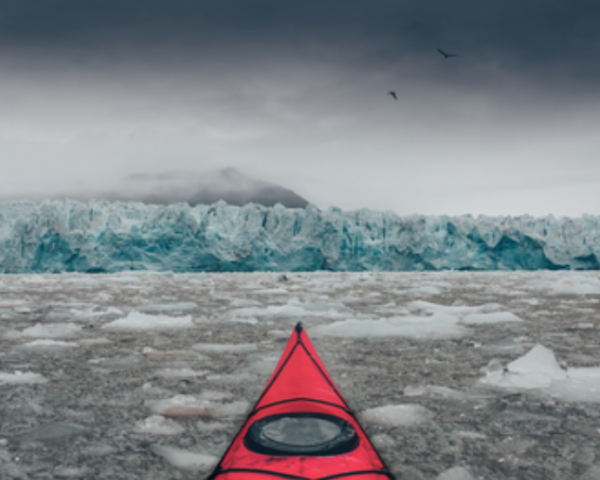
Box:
xmin=1 ymin=200 xmax=600 ymax=273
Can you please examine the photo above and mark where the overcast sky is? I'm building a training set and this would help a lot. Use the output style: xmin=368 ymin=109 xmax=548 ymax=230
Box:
xmin=1 ymin=0 xmax=599 ymax=217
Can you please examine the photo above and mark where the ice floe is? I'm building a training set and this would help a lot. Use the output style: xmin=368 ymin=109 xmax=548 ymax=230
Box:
xmin=550 ymin=275 xmax=600 ymax=295
xmin=15 ymin=339 xmax=79 ymax=351
xmin=133 ymin=415 xmax=185 ymax=435
xmin=0 ymin=370 xmax=48 ymax=384
xmin=146 ymin=393 xmax=249 ymax=419
xmin=480 ymin=345 xmax=600 ymax=402
xmin=150 ymin=445 xmax=218 ymax=473
xmin=137 ymin=302 xmax=197 ymax=313
xmin=192 ymin=343 xmax=258 ymax=353
xmin=359 ymin=404 xmax=434 ymax=427
xmin=21 ymin=323 xmax=82 ymax=338
xmin=461 ymin=312 xmax=522 ymax=324
xmin=102 ymin=312 xmax=195 ymax=331
xmin=311 ymin=316 xmax=468 ymax=340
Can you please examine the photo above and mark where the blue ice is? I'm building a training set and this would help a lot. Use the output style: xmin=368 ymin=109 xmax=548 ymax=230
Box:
xmin=1 ymin=200 xmax=599 ymax=273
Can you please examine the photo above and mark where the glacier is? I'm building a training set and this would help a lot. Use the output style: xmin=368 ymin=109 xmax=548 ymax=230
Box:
xmin=1 ymin=200 xmax=599 ymax=273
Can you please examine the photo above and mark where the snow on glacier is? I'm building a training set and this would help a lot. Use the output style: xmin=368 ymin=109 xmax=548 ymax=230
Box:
xmin=2 ymin=199 xmax=600 ymax=273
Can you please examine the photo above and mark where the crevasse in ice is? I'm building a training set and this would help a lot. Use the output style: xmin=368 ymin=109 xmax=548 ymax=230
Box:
xmin=1 ymin=200 xmax=599 ymax=273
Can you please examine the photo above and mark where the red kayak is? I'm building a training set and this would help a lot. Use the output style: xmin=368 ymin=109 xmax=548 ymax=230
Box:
xmin=206 ymin=323 xmax=395 ymax=480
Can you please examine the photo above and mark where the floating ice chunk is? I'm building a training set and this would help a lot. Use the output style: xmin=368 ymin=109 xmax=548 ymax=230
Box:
xmin=21 ymin=323 xmax=82 ymax=338
xmin=462 ymin=312 xmax=522 ymax=324
xmin=192 ymin=343 xmax=258 ymax=353
xmin=480 ymin=345 xmax=567 ymax=390
xmin=53 ymin=466 xmax=90 ymax=478
xmin=138 ymin=303 xmax=197 ymax=313
xmin=551 ymin=275 xmax=600 ymax=295
xmin=403 ymin=385 xmax=466 ymax=400
xmin=146 ymin=394 xmax=248 ymax=419
xmin=359 ymin=404 xmax=433 ymax=427
xmin=371 ymin=433 xmax=396 ymax=448
xmin=436 ymin=466 xmax=476 ymax=480
xmin=16 ymin=422 xmax=86 ymax=444
xmin=508 ymin=345 xmax=566 ymax=380
xmin=0 ymin=370 xmax=47 ymax=384
xmin=79 ymin=337 xmax=111 ymax=345
xmin=197 ymin=421 xmax=227 ymax=432
xmin=154 ymin=368 xmax=208 ymax=379
xmin=225 ymin=316 xmax=259 ymax=325
xmin=454 ymin=431 xmax=486 ymax=440
xmin=102 ymin=312 xmax=194 ymax=331
xmin=310 ymin=315 xmax=468 ymax=340
xmin=133 ymin=415 xmax=185 ymax=435
xmin=0 ymin=300 xmax=26 ymax=307
xmin=15 ymin=339 xmax=79 ymax=351
xmin=141 ymin=347 xmax=204 ymax=360
xmin=230 ymin=298 xmax=263 ymax=308
xmin=151 ymin=445 xmax=218 ymax=473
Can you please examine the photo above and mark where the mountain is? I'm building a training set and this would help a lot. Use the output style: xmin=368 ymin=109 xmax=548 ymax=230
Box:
xmin=79 ymin=168 xmax=309 ymax=208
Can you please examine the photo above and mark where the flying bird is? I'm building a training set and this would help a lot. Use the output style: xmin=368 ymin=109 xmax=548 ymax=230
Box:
xmin=388 ymin=91 xmax=397 ymax=100
xmin=437 ymin=48 xmax=458 ymax=59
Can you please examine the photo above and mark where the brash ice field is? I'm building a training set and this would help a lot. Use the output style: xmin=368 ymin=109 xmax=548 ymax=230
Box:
xmin=1 ymin=271 xmax=600 ymax=480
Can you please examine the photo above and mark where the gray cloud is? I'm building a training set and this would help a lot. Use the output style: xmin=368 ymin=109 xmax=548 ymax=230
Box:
xmin=1 ymin=1 xmax=599 ymax=216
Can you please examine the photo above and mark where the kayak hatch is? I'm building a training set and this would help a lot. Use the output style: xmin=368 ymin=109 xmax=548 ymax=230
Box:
xmin=205 ymin=322 xmax=395 ymax=480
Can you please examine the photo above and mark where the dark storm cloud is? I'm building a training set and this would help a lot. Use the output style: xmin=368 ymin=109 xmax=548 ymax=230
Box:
xmin=1 ymin=0 xmax=599 ymax=86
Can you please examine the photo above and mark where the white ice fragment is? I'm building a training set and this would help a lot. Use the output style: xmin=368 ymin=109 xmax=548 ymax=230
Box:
xmin=102 ymin=312 xmax=194 ymax=331
xmin=310 ymin=315 xmax=468 ymax=340
xmin=21 ymin=323 xmax=82 ymax=338
xmin=133 ymin=415 xmax=185 ymax=435
xmin=53 ymin=466 xmax=90 ymax=478
xmin=551 ymin=275 xmax=600 ymax=295
xmin=197 ymin=421 xmax=227 ymax=432
xmin=146 ymin=394 xmax=248 ymax=419
xmin=16 ymin=339 xmax=79 ymax=351
xmin=138 ymin=303 xmax=197 ymax=313
xmin=507 ymin=345 xmax=566 ymax=380
xmin=462 ymin=312 xmax=522 ymax=324
xmin=0 ymin=300 xmax=26 ymax=307
xmin=192 ymin=343 xmax=258 ymax=353
xmin=155 ymin=368 xmax=208 ymax=379
xmin=371 ymin=433 xmax=396 ymax=448
xmin=359 ymin=404 xmax=433 ymax=427
xmin=151 ymin=445 xmax=218 ymax=473
xmin=79 ymin=337 xmax=111 ymax=345
xmin=436 ymin=466 xmax=476 ymax=480
xmin=454 ymin=431 xmax=486 ymax=440
xmin=0 ymin=370 xmax=48 ymax=384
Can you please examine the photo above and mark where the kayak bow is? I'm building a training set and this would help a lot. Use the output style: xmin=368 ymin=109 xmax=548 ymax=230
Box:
xmin=206 ymin=322 xmax=395 ymax=480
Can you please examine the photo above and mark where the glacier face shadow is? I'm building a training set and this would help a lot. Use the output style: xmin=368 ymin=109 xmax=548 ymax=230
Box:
xmin=1 ymin=200 xmax=599 ymax=273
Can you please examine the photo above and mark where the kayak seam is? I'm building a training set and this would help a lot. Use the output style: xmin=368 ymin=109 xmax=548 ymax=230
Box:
xmin=212 ymin=468 xmax=394 ymax=480
xmin=251 ymin=397 xmax=352 ymax=417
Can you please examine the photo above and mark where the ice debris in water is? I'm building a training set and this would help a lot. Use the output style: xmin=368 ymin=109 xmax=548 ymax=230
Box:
xmin=480 ymin=345 xmax=600 ymax=402
xmin=15 ymin=339 xmax=79 ymax=351
xmin=0 ymin=370 xmax=47 ymax=384
xmin=133 ymin=415 xmax=185 ymax=435
xmin=15 ymin=422 xmax=86 ymax=444
xmin=436 ymin=466 xmax=477 ymax=480
xmin=102 ymin=312 xmax=195 ymax=331
xmin=3 ymin=200 xmax=600 ymax=273
xmin=359 ymin=404 xmax=433 ymax=427
xmin=21 ymin=323 xmax=82 ymax=338
xmin=146 ymin=394 xmax=249 ymax=419
xmin=150 ymin=445 xmax=218 ymax=473
xmin=192 ymin=343 xmax=258 ymax=353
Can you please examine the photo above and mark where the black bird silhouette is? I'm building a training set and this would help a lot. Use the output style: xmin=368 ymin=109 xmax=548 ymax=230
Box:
xmin=388 ymin=91 xmax=398 ymax=100
xmin=437 ymin=48 xmax=458 ymax=59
